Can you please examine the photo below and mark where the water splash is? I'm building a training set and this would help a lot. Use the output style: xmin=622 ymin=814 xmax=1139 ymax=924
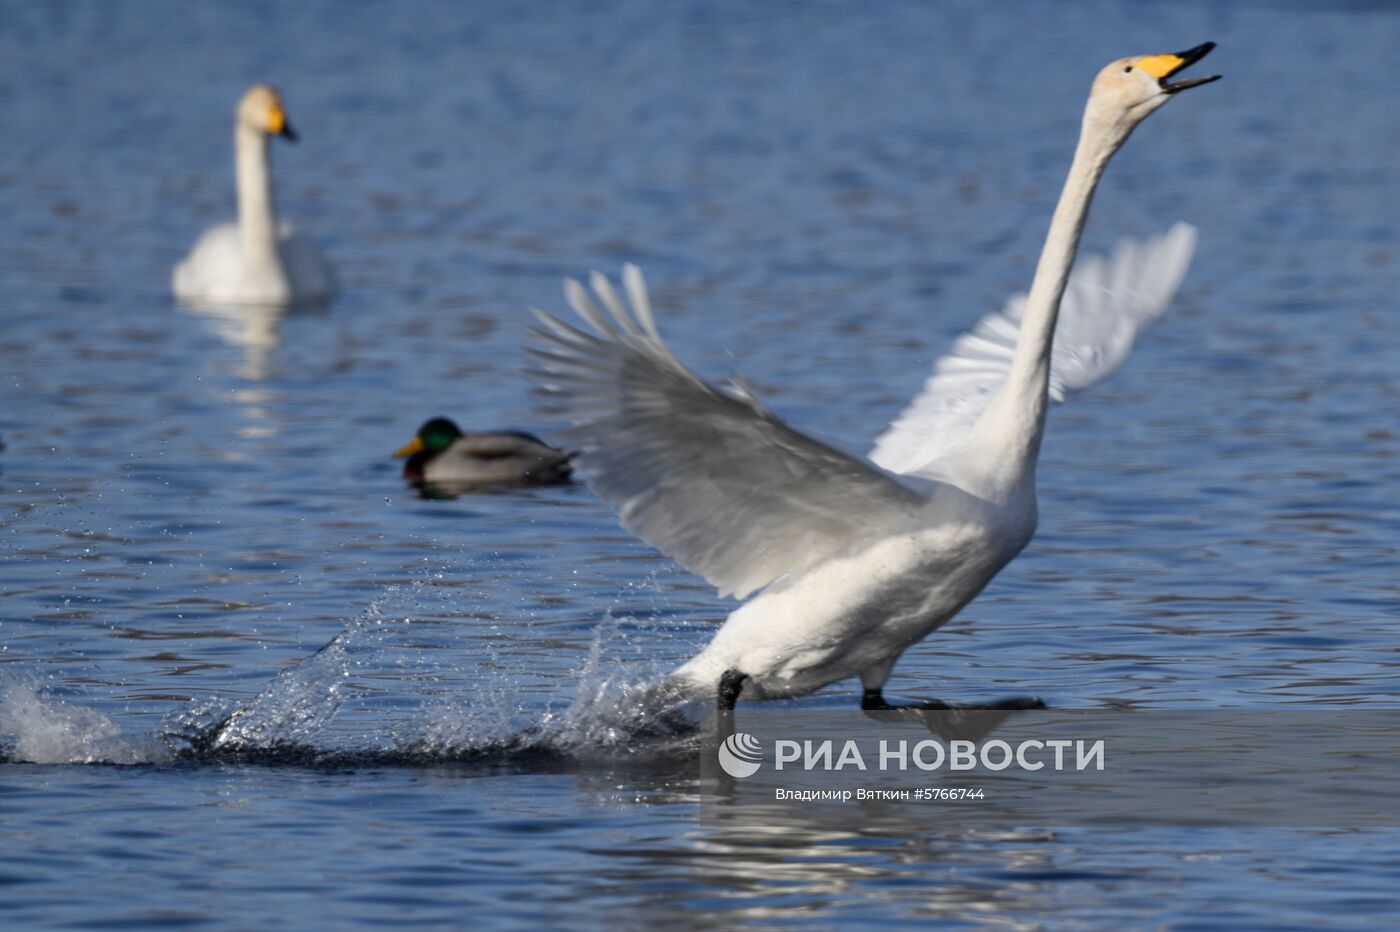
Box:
xmin=528 ymin=609 xmax=696 ymax=756
xmin=162 ymin=592 xmax=407 ymax=759
xmin=166 ymin=633 xmax=354 ymax=758
xmin=3 ymin=584 xmax=703 ymax=768
xmin=0 ymin=674 xmax=156 ymax=765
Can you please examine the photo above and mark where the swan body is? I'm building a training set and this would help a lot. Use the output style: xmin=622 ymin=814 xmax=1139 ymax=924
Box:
xmin=532 ymin=45 xmax=1218 ymax=707
xmin=677 ymin=504 xmax=1031 ymax=699
xmin=173 ymin=85 xmax=335 ymax=307
xmin=395 ymin=418 xmax=573 ymax=486
xmin=174 ymin=221 xmax=333 ymax=307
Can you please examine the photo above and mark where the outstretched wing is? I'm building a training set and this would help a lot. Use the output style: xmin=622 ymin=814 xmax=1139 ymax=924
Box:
xmin=529 ymin=266 xmax=923 ymax=600
xmin=870 ymin=222 xmax=1197 ymax=477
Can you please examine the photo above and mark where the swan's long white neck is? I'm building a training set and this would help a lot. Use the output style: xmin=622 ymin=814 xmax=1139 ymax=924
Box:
xmin=963 ymin=107 xmax=1129 ymax=499
xmin=234 ymin=123 xmax=281 ymax=272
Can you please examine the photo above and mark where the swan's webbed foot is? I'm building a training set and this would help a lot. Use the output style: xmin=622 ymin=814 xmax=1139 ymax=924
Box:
xmin=861 ymin=689 xmax=1045 ymax=712
xmin=861 ymin=690 xmax=1045 ymax=743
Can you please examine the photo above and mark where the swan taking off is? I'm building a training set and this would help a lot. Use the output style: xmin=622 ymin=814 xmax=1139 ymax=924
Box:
xmin=172 ymin=85 xmax=335 ymax=307
xmin=531 ymin=44 xmax=1219 ymax=711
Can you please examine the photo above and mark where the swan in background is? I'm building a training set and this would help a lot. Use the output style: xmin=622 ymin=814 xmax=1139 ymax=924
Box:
xmin=531 ymin=44 xmax=1218 ymax=711
xmin=395 ymin=418 xmax=574 ymax=487
xmin=173 ymin=85 xmax=335 ymax=307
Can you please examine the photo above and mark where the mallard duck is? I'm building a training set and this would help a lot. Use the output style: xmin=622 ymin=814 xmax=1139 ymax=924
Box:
xmin=173 ymin=84 xmax=335 ymax=307
xmin=394 ymin=418 xmax=573 ymax=486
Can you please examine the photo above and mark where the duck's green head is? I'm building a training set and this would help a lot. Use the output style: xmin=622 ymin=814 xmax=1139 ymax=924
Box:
xmin=395 ymin=417 xmax=463 ymax=459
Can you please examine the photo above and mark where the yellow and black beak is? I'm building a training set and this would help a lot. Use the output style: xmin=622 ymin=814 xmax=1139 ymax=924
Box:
xmin=1136 ymin=42 xmax=1220 ymax=93
xmin=394 ymin=436 xmax=424 ymax=458
xmin=267 ymin=104 xmax=298 ymax=142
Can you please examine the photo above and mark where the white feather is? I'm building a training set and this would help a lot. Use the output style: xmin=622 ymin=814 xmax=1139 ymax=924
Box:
xmin=870 ymin=222 xmax=1196 ymax=477
xmin=530 ymin=277 xmax=923 ymax=601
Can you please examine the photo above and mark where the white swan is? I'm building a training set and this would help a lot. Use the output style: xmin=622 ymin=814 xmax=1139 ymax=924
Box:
xmin=173 ymin=85 xmax=335 ymax=307
xmin=531 ymin=44 xmax=1219 ymax=710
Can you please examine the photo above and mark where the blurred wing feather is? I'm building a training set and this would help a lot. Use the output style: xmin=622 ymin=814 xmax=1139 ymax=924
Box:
xmin=870 ymin=222 xmax=1196 ymax=477
xmin=530 ymin=266 xmax=922 ymax=599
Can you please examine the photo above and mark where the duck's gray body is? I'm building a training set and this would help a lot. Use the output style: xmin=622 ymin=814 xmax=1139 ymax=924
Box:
xmin=408 ymin=432 xmax=573 ymax=486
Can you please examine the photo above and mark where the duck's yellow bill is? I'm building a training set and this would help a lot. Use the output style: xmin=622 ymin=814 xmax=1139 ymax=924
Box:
xmin=394 ymin=437 xmax=424 ymax=458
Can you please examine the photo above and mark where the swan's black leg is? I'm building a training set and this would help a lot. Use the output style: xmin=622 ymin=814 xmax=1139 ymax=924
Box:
xmin=717 ymin=669 xmax=747 ymax=745
xmin=718 ymin=669 xmax=747 ymax=712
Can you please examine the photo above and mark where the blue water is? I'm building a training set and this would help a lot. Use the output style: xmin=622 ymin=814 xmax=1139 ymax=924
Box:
xmin=3 ymin=0 xmax=1399 ymax=926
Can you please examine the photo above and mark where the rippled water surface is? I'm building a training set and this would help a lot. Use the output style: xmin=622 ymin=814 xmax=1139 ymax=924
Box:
xmin=3 ymin=0 xmax=1399 ymax=927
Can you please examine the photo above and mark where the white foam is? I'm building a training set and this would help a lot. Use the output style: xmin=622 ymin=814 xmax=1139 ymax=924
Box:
xmin=1 ymin=580 xmax=702 ymax=766
xmin=0 ymin=675 xmax=155 ymax=765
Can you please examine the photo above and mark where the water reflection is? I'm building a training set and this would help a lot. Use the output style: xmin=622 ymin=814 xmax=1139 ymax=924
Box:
xmin=177 ymin=297 xmax=337 ymax=438
xmin=556 ymin=764 xmax=1077 ymax=925
xmin=677 ymin=808 xmax=1061 ymax=924
xmin=179 ymin=298 xmax=288 ymax=381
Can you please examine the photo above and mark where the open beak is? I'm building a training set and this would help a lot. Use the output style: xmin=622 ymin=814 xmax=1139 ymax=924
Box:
xmin=1149 ymin=42 xmax=1221 ymax=93
xmin=394 ymin=436 xmax=424 ymax=458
